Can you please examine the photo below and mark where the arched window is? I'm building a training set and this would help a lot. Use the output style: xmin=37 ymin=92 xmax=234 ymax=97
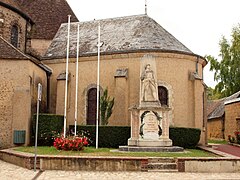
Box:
xmin=158 ymin=86 xmax=168 ymax=106
xmin=11 ymin=25 xmax=18 ymax=48
xmin=87 ymin=88 xmax=97 ymax=125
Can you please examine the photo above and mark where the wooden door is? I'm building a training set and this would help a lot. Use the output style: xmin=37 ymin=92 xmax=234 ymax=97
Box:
xmin=87 ymin=88 xmax=97 ymax=125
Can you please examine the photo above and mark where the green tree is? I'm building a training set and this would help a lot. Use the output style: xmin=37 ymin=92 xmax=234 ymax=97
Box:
xmin=207 ymin=24 xmax=240 ymax=98
xmin=100 ymin=88 xmax=114 ymax=125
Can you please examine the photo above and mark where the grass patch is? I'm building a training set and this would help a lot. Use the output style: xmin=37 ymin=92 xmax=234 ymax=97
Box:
xmin=14 ymin=146 xmax=217 ymax=157
xmin=208 ymin=139 xmax=228 ymax=144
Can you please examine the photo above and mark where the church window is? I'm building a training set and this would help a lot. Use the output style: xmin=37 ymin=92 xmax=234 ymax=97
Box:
xmin=158 ymin=86 xmax=168 ymax=106
xmin=87 ymin=88 xmax=97 ymax=125
xmin=11 ymin=25 xmax=19 ymax=48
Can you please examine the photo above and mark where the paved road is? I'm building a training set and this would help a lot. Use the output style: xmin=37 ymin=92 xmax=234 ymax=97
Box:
xmin=1 ymin=160 xmax=240 ymax=180
xmin=214 ymin=144 xmax=240 ymax=157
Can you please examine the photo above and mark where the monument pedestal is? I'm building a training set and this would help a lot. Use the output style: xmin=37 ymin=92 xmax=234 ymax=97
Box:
xmin=128 ymin=138 xmax=172 ymax=147
xmin=128 ymin=105 xmax=173 ymax=147
xmin=118 ymin=105 xmax=184 ymax=152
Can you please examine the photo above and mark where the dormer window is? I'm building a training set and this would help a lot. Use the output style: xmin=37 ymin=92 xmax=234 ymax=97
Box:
xmin=11 ymin=25 xmax=19 ymax=48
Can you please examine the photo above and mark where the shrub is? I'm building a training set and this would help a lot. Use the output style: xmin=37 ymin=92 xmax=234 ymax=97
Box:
xmin=53 ymin=136 xmax=88 ymax=151
xmin=228 ymin=135 xmax=236 ymax=143
xmin=32 ymin=114 xmax=64 ymax=146
xmin=169 ymin=127 xmax=201 ymax=148
xmin=234 ymin=131 xmax=240 ymax=144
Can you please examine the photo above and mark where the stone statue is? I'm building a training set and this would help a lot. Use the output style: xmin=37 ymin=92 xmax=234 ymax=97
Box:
xmin=141 ymin=64 xmax=158 ymax=102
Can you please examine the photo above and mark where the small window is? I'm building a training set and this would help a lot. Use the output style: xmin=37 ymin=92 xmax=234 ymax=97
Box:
xmin=158 ymin=86 xmax=168 ymax=106
xmin=11 ymin=25 xmax=18 ymax=48
xmin=0 ymin=13 xmax=4 ymax=27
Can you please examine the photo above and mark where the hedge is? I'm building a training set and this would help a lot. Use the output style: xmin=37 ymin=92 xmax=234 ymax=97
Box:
xmin=69 ymin=125 xmax=130 ymax=148
xmin=169 ymin=127 xmax=201 ymax=148
xmin=69 ymin=126 xmax=201 ymax=149
xmin=32 ymin=114 xmax=64 ymax=146
xmin=31 ymin=113 xmax=201 ymax=148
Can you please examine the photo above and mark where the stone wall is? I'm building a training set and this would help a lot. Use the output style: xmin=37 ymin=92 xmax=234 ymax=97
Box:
xmin=43 ymin=51 xmax=206 ymax=144
xmin=0 ymin=5 xmax=28 ymax=52
xmin=30 ymin=39 xmax=52 ymax=57
xmin=225 ymin=101 xmax=240 ymax=138
xmin=0 ymin=60 xmax=47 ymax=148
xmin=207 ymin=117 xmax=224 ymax=139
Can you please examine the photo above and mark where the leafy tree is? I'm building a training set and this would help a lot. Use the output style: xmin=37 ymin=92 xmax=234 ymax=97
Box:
xmin=206 ymin=87 xmax=222 ymax=100
xmin=207 ymin=24 xmax=240 ymax=98
xmin=100 ymin=88 xmax=114 ymax=125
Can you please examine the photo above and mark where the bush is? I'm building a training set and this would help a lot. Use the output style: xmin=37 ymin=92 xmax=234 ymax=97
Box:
xmin=32 ymin=114 xmax=64 ymax=146
xmin=228 ymin=135 xmax=236 ymax=143
xmin=69 ymin=125 xmax=201 ymax=149
xmin=53 ymin=136 xmax=88 ymax=151
xmin=69 ymin=125 xmax=130 ymax=148
xmin=169 ymin=127 xmax=201 ymax=148
xmin=234 ymin=131 xmax=240 ymax=144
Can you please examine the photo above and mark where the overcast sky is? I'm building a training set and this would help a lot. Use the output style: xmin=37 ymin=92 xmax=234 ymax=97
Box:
xmin=67 ymin=0 xmax=240 ymax=88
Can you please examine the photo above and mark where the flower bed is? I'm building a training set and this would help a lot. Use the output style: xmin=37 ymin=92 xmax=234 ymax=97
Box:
xmin=53 ymin=136 xmax=88 ymax=151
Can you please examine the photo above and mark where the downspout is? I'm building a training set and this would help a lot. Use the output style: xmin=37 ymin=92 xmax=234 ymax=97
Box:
xmin=24 ymin=21 xmax=28 ymax=53
xmin=196 ymin=56 xmax=199 ymax=74
xmin=46 ymin=71 xmax=52 ymax=113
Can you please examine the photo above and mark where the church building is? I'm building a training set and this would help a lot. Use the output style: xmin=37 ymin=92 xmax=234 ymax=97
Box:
xmin=0 ymin=0 xmax=207 ymax=148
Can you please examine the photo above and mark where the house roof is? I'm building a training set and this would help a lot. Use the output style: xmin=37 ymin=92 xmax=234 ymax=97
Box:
xmin=0 ymin=36 xmax=32 ymax=60
xmin=0 ymin=0 xmax=33 ymax=23
xmin=43 ymin=14 xmax=194 ymax=59
xmin=0 ymin=36 xmax=52 ymax=73
xmin=208 ymin=91 xmax=240 ymax=120
xmin=16 ymin=0 xmax=78 ymax=40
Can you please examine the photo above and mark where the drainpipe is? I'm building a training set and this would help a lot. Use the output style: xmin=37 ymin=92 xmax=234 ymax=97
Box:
xmin=46 ymin=71 xmax=52 ymax=113
xmin=196 ymin=56 xmax=199 ymax=74
xmin=24 ymin=21 xmax=28 ymax=53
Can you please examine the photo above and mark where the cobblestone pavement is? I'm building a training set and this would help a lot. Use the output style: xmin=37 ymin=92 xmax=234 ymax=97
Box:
xmin=1 ymin=160 xmax=240 ymax=180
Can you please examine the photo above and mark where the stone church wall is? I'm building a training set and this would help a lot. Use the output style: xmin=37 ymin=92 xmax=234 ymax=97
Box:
xmin=43 ymin=52 xmax=206 ymax=144
xmin=0 ymin=5 xmax=28 ymax=52
xmin=0 ymin=60 xmax=47 ymax=148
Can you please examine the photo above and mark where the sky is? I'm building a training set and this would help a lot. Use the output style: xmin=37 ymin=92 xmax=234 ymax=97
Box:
xmin=67 ymin=0 xmax=240 ymax=88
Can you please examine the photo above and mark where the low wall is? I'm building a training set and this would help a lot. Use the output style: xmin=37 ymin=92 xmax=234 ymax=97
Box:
xmin=1 ymin=149 xmax=240 ymax=172
xmin=178 ymin=158 xmax=240 ymax=173
xmin=40 ymin=156 xmax=147 ymax=171
xmin=0 ymin=149 xmax=34 ymax=169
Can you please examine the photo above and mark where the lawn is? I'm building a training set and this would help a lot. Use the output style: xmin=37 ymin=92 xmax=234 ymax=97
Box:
xmin=208 ymin=139 xmax=228 ymax=144
xmin=14 ymin=146 xmax=217 ymax=157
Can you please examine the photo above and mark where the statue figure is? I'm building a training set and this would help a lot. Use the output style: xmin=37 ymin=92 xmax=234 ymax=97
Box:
xmin=140 ymin=64 xmax=158 ymax=102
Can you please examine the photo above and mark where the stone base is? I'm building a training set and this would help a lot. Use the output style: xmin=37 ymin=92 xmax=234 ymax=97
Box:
xmin=128 ymin=138 xmax=173 ymax=147
xmin=139 ymin=101 xmax=161 ymax=108
xmin=119 ymin=145 xmax=184 ymax=152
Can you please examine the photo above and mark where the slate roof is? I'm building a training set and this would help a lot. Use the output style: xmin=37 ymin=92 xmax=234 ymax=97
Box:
xmin=208 ymin=91 xmax=240 ymax=120
xmin=43 ymin=14 xmax=193 ymax=59
xmin=16 ymin=0 xmax=78 ymax=40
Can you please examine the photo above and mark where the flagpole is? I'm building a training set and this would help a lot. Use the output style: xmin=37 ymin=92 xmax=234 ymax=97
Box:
xmin=64 ymin=15 xmax=71 ymax=138
xmin=96 ymin=22 xmax=101 ymax=149
xmin=74 ymin=23 xmax=80 ymax=136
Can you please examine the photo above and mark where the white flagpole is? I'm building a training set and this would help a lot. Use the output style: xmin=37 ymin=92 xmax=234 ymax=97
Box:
xmin=64 ymin=15 xmax=71 ymax=138
xmin=74 ymin=23 xmax=80 ymax=136
xmin=96 ymin=22 xmax=101 ymax=149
